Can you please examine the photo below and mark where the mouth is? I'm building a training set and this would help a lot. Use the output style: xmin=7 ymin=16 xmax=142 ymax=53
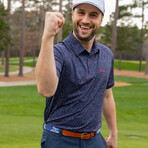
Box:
xmin=79 ymin=25 xmax=92 ymax=30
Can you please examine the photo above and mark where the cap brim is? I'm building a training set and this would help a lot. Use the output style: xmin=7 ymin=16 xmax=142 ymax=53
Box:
xmin=72 ymin=2 xmax=104 ymax=15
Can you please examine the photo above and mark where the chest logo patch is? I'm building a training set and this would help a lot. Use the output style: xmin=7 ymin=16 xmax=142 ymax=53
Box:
xmin=100 ymin=69 xmax=104 ymax=72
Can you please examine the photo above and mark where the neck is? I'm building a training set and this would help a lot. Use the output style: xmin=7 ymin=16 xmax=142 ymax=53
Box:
xmin=73 ymin=32 xmax=95 ymax=53
xmin=78 ymin=39 xmax=95 ymax=53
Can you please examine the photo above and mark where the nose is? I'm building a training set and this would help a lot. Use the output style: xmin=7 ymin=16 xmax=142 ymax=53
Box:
xmin=81 ymin=14 xmax=90 ymax=24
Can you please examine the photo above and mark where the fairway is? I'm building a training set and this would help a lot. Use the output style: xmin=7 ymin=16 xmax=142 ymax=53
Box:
xmin=0 ymin=86 xmax=45 ymax=148
xmin=114 ymin=60 xmax=146 ymax=72
xmin=0 ymin=77 xmax=148 ymax=148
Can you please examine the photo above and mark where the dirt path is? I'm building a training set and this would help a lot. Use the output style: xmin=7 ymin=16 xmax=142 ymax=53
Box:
xmin=0 ymin=68 xmax=36 ymax=82
xmin=114 ymin=69 xmax=148 ymax=79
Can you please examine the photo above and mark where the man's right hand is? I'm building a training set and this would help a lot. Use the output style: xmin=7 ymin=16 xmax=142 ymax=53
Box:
xmin=43 ymin=12 xmax=65 ymax=38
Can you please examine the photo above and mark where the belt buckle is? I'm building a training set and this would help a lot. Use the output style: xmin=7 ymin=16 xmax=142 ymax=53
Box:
xmin=81 ymin=132 xmax=88 ymax=139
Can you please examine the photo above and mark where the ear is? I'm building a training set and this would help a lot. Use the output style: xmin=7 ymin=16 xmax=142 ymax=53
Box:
xmin=72 ymin=10 xmax=74 ymax=21
xmin=100 ymin=16 xmax=104 ymax=25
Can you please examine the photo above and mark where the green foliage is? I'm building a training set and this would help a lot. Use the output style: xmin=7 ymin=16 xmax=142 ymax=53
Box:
xmin=62 ymin=23 xmax=73 ymax=40
xmin=62 ymin=1 xmax=73 ymax=40
xmin=116 ymin=25 xmax=140 ymax=52
xmin=102 ymin=24 xmax=112 ymax=48
xmin=118 ymin=5 xmax=132 ymax=19
xmin=103 ymin=24 xmax=141 ymax=55
xmin=0 ymin=2 xmax=10 ymax=51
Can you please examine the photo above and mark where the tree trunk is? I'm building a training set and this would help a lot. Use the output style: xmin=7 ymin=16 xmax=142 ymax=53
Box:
xmin=57 ymin=0 xmax=63 ymax=43
xmin=118 ymin=48 xmax=122 ymax=70
xmin=145 ymin=55 xmax=148 ymax=75
xmin=1 ymin=50 xmax=5 ymax=65
xmin=111 ymin=0 xmax=119 ymax=55
xmin=139 ymin=1 xmax=144 ymax=72
xmin=145 ymin=40 xmax=148 ymax=75
xmin=39 ymin=5 xmax=44 ymax=47
xmin=65 ymin=0 xmax=71 ymax=24
xmin=5 ymin=0 xmax=11 ymax=77
xmin=32 ymin=48 xmax=36 ymax=67
xmin=19 ymin=0 xmax=25 ymax=76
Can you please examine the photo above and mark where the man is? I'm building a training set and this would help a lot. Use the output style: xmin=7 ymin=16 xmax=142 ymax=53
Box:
xmin=36 ymin=0 xmax=117 ymax=148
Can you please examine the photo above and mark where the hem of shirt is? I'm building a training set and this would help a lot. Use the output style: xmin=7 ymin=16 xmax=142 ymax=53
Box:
xmin=106 ymin=83 xmax=114 ymax=89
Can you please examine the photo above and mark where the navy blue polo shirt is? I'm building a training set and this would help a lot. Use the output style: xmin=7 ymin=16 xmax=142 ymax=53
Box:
xmin=44 ymin=32 xmax=114 ymax=133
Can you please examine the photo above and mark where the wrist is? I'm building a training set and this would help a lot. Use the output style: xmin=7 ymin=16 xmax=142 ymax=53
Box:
xmin=42 ymin=31 xmax=55 ymax=40
xmin=42 ymin=34 xmax=54 ymax=42
xmin=109 ymin=129 xmax=118 ymax=137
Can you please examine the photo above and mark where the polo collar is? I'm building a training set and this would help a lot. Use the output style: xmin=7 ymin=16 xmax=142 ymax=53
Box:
xmin=63 ymin=32 xmax=100 ymax=56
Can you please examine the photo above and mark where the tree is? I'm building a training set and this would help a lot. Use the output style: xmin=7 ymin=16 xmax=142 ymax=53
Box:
xmin=62 ymin=0 xmax=73 ymax=40
xmin=117 ymin=25 xmax=140 ymax=70
xmin=131 ymin=0 xmax=148 ymax=71
xmin=143 ymin=38 xmax=148 ymax=75
xmin=0 ymin=1 xmax=10 ymax=65
xmin=111 ymin=0 xmax=119 ymax=55
xmin=5 ymin=0 xmax=11 ymax=77
xmin=25 ymin=10 xmax=40 ymax=67
xmin=18 ymin=0 xmax=25 ymax=76
xmin=103 ymin=16 xmax=141 ymax=70
xmin=138 ymin=1 xmax=148 ymax=72
xmin=57 ymin=0 xmax=63 ymax=42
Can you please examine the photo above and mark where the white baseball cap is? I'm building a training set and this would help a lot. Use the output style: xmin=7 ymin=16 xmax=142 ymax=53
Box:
xmin=72 ymin=0 xmax=105 ymax=15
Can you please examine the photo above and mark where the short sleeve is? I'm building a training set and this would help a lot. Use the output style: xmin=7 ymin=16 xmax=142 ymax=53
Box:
xmin=106 ymin=58 xmax=114 ymax=89
xmin=54 ymin=45 xmax=64 ymax=78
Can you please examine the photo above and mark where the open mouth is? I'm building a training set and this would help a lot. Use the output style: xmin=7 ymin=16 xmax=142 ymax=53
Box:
xmin=79 ymin=25 xmax=91 ymax=30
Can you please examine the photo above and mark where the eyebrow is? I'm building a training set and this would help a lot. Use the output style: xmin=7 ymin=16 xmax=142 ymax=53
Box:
xmin=76 ymin=8 xmax=99 ymax=15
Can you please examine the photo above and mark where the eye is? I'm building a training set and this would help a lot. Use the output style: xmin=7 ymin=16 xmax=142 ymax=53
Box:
xmin=90 ymin=13 xmax=98 ymax=18
xmin=77 ymin=10 xmax=85 ymax=15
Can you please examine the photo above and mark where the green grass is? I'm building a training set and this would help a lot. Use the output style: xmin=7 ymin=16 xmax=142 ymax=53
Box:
xmin=0 ymin=65 xmax=18 ymax=72
xmin=0 ymin=57 xmax=37 ymax=67
xmin=0 ymin=57 xmax=35 ymax=62
xmin=0 ymin=86 xmax=45 ymax=148
xmin=114 ymin=60 xmax=146 ymax=72
xmin=115 ymin=76 xmax=148 ymax=84
xmin=10 ymin=61 xmax=37 ymax=67
xmin=101 ymin=77 xmax=148 ymax=148
xmin=0 ymin=77 xmax=148 ymax=147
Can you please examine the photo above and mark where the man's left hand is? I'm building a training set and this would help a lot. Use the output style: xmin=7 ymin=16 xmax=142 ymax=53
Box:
xmin=106 ymin=135 xmax=117 ymax=148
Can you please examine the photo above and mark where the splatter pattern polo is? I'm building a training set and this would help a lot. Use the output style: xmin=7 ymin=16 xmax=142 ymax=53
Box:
xmin=44 ymin=32 xmax=114 ymax=133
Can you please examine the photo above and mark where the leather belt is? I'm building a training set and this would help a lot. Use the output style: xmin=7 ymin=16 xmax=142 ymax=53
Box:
xmin=62 ymin=130 xmax=95 ymax=139
xmin=44 ymin=123 xmax=99 ymax=140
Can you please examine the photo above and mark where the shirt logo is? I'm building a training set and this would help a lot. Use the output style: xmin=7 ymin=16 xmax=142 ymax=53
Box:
xmin=50 ymin=127 xmax=60 ymax=134
xmin=100 ymin=69 xmax=104 ymax=72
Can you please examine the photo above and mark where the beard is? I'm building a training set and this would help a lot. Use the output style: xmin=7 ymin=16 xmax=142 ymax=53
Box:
xmin=73 ymin=22 xmax=98 ymax=41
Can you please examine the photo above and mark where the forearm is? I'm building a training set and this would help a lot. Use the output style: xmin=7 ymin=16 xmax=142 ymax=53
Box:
xmin=103 ymin=95 xmax=117 ymax=136
xmin=36 ymin=36 xmax=58 ymax=97
xmin=36 ymin=12 xmax=64 ymax=97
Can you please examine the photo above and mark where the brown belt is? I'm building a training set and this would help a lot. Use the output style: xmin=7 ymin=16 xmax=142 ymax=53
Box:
xmin=62 ymin=129 xmax=96 ymax=140
xmin=44 ymin=123 xmax=96 ymax=140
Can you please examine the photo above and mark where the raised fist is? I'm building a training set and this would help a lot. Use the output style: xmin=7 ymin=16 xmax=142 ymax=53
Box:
xmin=43 ymin=12 xmax=65 ymax=38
